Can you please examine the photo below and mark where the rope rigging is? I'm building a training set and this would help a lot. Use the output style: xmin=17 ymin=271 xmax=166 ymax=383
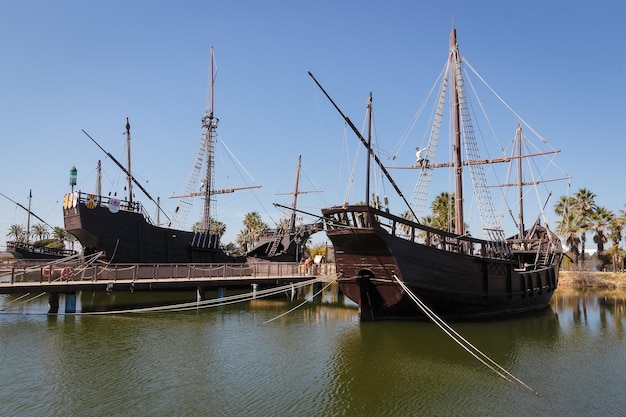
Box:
xmin=392 ymin=273 xmax=542 ymax=397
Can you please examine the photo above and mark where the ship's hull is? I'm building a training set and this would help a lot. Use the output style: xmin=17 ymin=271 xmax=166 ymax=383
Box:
xmin=6 ymin=241 xmax=77 ymax=261
xmin=63 ymin=194 xmax=242 ymax=264
xmin=246 ymin=223 xmax=323 ymax=262
xmin=323 ymin=205 xmax=561 ymax=321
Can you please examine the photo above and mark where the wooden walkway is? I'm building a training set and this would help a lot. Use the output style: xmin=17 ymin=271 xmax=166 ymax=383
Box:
xmin=0 ymin=261 xmax=336 ymax=294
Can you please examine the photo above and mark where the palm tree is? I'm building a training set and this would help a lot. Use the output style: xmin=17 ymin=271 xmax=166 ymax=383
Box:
xmin=67 ymin=233 xmax=78 ymax=251
xmin=30 ymin=223 xmax=49 ymax=241
xmin=240 ymin=211 xmax=268 ymax=248
xmin=52 ymin=226 xmax=67 ymax=242
xmin=6 ymin=224 xmax=25 ymax=242
xmin=431 ymin=192 xmax=454 ymax=231
xmin=554 ymin=189 xmax=598 ymax=267
xmin=554 ymin=195 xmax=574 ymax=217
xmin=400 ymin=210 xmax=415 ymax=236
xmin=591 ymin=206 xmax=614 ymax=254
xmin=573 ymin=188 xmax=597 ymax=263
xmin=556 ymin=210 xmax=582 ymax=266
xmin=191 ymin=217 xmax=226 ymax=236
xmin=608 ymin=214 xmax=625 ymax=272
xmin=209 ymin=220 xmax=226 ymax=237
xmin=236 ymin=229 xmax=254 ymax=252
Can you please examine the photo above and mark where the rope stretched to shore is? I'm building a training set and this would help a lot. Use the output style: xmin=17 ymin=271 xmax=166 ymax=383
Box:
xmin=79 ymin=278 xmax=321 ymax=315
xmin=392 ymin=273 xmax=542 ymax=397
xmin=0 ymin=292 xmax=50 ymax=311
xmin=262 ymin=280 xmax=334 ymax=324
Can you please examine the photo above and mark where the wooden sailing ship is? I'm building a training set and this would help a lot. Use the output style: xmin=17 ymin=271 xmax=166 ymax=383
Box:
xmin=246 ymin=155 xmax=323 ymax=262
xmin=312 ymin=29 xmax=565 ymax=321
xmin=3 ymin=190 xmax=77 ymax=260
xmin=63 ymin=48 xmax=258 ymax=263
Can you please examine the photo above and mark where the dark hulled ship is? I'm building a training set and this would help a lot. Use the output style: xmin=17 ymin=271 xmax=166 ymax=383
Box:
xmin=312 ymin=29 xmax=566 ymax=321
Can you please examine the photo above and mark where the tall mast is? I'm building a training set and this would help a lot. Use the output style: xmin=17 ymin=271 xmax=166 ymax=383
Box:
xmin=365 ymin=93 xmax=373 ymax=207
xmin=125 ymin=117 xmax=133 ymax=203
xmin=26 ymin=189 xmax=32 ymax=243
xmin=289 ymin=155 xmax=302 ymax=233
xmin=516 ymin=122 xmax=525 ymax=238
xmin=201 ymin=46 xmax=218 ymax=232
xmin=96 ymin=160 xmax=102 ymax=205
xmin=450 ymin=28 xmax=465 ymax=235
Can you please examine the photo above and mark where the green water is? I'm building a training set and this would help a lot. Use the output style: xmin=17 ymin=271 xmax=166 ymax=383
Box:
xmin=0 ymin=287 xmax=624 ymax=416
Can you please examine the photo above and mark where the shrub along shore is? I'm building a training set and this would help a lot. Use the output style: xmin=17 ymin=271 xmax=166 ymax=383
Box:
xmin=558 ymin=270 xmax=626 ymax=290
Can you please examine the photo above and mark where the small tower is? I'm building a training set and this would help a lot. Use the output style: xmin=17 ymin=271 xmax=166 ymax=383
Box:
xmin=69 ymin=166 xmax=78 ymax=192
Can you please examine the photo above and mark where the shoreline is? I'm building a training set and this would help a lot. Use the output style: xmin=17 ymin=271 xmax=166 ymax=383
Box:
xmin=558 ymin=270 xmax=626 ymax=290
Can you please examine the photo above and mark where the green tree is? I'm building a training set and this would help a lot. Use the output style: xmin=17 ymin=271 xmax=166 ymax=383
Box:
xmin=400 ymin=210 xmax=415 ymax=236
xmin=572 ymin=188 xmax=597 ymax=263
xmin=591 ymin=206 xmax=613 ymax=254
xmin=607 ymin=212 xmax=625 ymax=272
xmin=209 ymin=220 xmax=226 ymax=237
xmin=308 ymin=242 xmax=327 ymax=259
xmin=6 ymin=224 xmax=25 ymax=242
xmin=191 ymin=217 xmax=226 ymax=237
xmin=239 ymin=211 xmax=268 ymax=251
xmin=430 ymin=192 xmax=454 ymax=231
xmin=554 ymin=195 xmax=574 ymax=217
xmin=555 ymin=210 xmax=582 ymax=266
xmin=52 ymin=226 xmax=67 ymax=242
xmin=236 ymin=229 xmax=254 ymax=252
xmin=30 ymin=223 xmax=49 ymax=241
xmin=554 ymin=189 xmax=598 ymax=267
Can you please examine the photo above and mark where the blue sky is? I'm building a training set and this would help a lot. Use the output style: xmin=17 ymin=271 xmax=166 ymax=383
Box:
xmin=1 ymin=0 xmax=624 ymax=249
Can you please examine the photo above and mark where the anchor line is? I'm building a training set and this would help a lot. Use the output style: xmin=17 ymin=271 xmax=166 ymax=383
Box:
xmin=262 ymin=280 xmax=335 ymax=324
xmin=0 ymin=292 xmax=31 ymax=311
xmin=391 ymin=273 xmax=541 ymax=397
xmin=78 ymin=278 xmax=321 ymax=315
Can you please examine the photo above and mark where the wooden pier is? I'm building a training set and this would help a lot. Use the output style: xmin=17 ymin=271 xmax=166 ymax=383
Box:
xmin=0 ymin=261 xmax=336 ymax=295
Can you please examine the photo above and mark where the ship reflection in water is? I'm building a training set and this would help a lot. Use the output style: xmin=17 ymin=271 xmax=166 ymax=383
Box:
xmin=0 ymin=287 xmax=624 ymax=417
xmin=78 ymin=281 xmax=356 ymax=315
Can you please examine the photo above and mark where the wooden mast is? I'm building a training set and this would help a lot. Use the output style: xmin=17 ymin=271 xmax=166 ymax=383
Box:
xmin=366 ymin=92 xmax=372 ymax=208
xmin=289 ymin=155 xmax=302 ymax=233
xmin=201 ymin=46 xmax=217 ymax=232
xmin=516 ymin=122 xmax=525 ymax=238
xmin=125 ymin=117 xmax=133 ymax=203
xmin=450 ymin=28 xmax=464 ymax=235
xmin=96 ymin=160 xmax=102 ymax=205
xmin=26 ymin=189 xmax=32 ymax=244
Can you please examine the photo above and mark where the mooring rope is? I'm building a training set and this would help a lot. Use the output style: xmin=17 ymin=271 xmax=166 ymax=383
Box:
xmin=0 ymin=292 xmax=49 ymax=311
xmin=79 ymin=278 xmax=321 ymax=315
xmin=392 ymin=273 xmax=542 ymax=397
xmin=262 ymin=281 xmax=334 ymax=324
xmin=0 ymin=292 xmax=32 ymax=311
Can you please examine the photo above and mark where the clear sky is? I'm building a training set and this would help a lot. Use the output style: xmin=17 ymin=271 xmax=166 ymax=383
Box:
xmin=1 ymin=0 xmax=624 ymax=249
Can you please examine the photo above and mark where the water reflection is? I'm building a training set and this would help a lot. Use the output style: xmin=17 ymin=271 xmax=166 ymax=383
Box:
xmin=1 ymin=286 xmax=626 ymax=416
xmin=552 ymin=288 xmax=625 ymax=337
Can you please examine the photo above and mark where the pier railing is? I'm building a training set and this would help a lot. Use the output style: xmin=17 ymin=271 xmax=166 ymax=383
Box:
xmin=0 ymin=261 xmax=336 ymax=285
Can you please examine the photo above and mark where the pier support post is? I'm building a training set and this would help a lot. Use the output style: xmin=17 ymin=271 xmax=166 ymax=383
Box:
xmin=313 ymin=281 xmax=323 ymax=301
xmin=65 ymin=292 xmax=77 ymax=314
xmin=217 ymin=287 xmax=226 ymax=299
xmin=197 ymin=286 xmax=206 ymax=301
xmin=48 ymin=292 xmax=59 ymax=314
xmin=251 ymin=283 xmax=258 ymax=299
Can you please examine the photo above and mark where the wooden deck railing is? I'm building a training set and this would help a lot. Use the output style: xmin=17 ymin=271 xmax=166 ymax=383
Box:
xmin=0 ymin=261 xmax=336 ymax=285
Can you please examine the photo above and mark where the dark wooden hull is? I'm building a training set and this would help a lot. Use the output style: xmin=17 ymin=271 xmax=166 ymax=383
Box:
xmin=6 ymin=241 xmax=77 ymax=260
xmin=63 ymin=193 xmax=242 ymax=264
xmin=246 ymin=223 xmax=323 ymax=262
xmin=323 ymin=205 xmax=561 ymax=321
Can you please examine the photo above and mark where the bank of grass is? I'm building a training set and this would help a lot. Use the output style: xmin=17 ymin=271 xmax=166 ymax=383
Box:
xmin=558 ymin=270 xmax=626 ymax=290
